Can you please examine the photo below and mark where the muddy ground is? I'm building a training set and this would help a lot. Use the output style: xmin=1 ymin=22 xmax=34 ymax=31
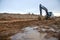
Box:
xmin=0 ymin=14 xmax=60 ymax=40
xmin=0 ymin=19 xmax=60 ymax=40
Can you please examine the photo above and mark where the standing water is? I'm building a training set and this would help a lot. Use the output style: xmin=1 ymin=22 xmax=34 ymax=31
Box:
xmin=10 ymin=26 xmax=58 ymax=40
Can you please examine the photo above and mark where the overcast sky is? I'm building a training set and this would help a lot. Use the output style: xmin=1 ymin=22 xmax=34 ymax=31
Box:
xmin=0 ymin=0 xmax=60 ymax=14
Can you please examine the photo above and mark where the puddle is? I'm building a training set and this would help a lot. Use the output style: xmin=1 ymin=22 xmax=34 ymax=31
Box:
xmin=10 ymin=26 xmax=58 ymax=40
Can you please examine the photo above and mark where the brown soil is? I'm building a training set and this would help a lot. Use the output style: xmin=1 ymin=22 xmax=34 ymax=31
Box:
xmin=0 ymin=13 xmax=60 ymax=40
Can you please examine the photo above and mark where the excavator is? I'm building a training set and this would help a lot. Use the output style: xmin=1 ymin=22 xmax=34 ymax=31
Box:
xmin=39 ymin=4 xmax=53 ymax=20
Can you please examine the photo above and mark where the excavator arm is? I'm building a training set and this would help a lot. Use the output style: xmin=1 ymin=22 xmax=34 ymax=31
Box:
xmin=39 ymin=4 xmax=52 ymax=20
